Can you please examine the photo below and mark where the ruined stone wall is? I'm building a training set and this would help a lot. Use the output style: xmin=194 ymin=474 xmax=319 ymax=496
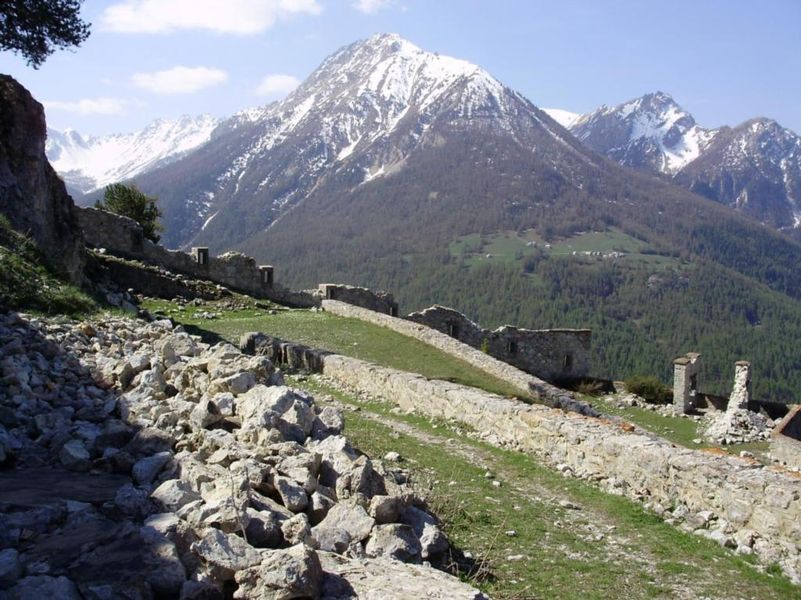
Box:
xmin=317 ymin=284 xmax=398 ymax=315
xmin=772 ymin=406 xmax=801 ymax=470
xmin=405 ymin=306 xmax=485 ymax=347
xmin=487 ymin=327 xmax=591 ymax=383
xmin=76 ymin=206 xmax=313 ymax=302
xmin=405 ymin=305 xmax=591 ymax=382
xmin=321 ymin=300 xmax=596 ymax=415
xmin=316 ymin=353 xmax=801 ymax=582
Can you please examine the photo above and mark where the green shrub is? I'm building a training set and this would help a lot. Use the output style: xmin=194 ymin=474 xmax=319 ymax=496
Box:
xmin=96 ymin=183 xmax=162 ymax=242
xmin=624 ymin=375 xmax=672 ymax=404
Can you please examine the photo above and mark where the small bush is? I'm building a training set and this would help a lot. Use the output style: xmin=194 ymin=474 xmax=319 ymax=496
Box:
xmin=624 ymin=375 xmax=672 ymax=404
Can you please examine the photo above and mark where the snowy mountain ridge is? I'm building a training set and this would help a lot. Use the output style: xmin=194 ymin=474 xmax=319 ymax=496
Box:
xmin=129 ymin=32 xmax=596 ymax=250
xmin=568 ymin=91 xmax=719 ymax=174
xmin=46 ymin=114 xmax=220 ymax=196
xmin=556 ymin=92 xmax=801 ymax=235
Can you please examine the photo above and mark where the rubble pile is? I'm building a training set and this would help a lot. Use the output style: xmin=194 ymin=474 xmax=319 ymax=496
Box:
xmin=703 ymin=408 xmax=774 ymax=445
xmin=0 ymin=311 xmax=484 ymax=599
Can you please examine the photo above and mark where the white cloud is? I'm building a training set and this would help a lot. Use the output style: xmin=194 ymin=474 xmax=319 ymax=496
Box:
xmin=132 ymin=66 xmax=228 ymax=94
xmin=101 ymin=0 xmax=322 ymax=34
xmin=255 ymin=74 xmax=301 ymax=97
xmin=44 ymin=97 xmax=127 ymax=116
xmin=352 ymin=0 xmax=392 ymax=14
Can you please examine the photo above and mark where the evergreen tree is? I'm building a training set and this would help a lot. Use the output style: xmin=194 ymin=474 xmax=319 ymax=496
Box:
xmin=96 ymin=183 xmax=163 ymax=243
xmin=0 ymin=1 xmax=90 ymax=68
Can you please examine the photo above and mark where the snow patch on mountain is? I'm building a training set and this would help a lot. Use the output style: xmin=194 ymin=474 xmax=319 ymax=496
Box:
xmin=46 ymin=114 xmax=219 ymax=195
xmin=543 ymin=108 xmax=581 ymax=129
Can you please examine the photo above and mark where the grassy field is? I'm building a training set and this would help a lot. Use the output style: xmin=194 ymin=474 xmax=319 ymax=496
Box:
xmin=448 ymin=228 xmax=682 ymax=273
xmin=141 ymin=297 xmax=523 ymax=398
xmin=588 ymin=394 xmax=771 ymax=458
xmin=292 ymin=375 xmax=796 ymax=600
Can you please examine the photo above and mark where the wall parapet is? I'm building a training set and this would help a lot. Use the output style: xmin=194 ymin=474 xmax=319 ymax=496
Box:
xmin=76 ymin=206 xmax=317 ymax=304
xmin=321 ymin=299 xmax=596 ymax=416
xmin=239 ymin=330 xmax=801 ymax=584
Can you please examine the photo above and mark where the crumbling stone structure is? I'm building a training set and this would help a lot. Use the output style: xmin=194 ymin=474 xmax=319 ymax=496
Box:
xmin=76 ymin=206 xmax=311 ymax=303
xmin=76 ymin=208 xmax=402 ymax=313
xmin=728 ymin=361 xmax=752 ymax=411
xmin=405 ymin=305 xmax=591 ymax=383
xmin=673 ymin=352 xmax=702 ymax=413
xmin=771 ymin=405 xmax=801 ymax=470
xmin=317 ymin=284 xmax=398 ymax=316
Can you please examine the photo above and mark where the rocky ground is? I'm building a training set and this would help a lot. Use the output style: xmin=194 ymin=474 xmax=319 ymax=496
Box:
xmin=0 ymin=311 xmax=485 ymax=599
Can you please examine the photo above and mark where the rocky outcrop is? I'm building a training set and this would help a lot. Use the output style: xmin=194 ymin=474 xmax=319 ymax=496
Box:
xmin=0 ymin=311 xmax=483 ymax=598
xmin=0 ymin=76 xmax=84 ymax=284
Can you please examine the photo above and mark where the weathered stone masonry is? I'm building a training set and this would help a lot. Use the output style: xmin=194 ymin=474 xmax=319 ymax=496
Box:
xmin=76 ymin=207 xmax=401 ymax=315
xmin=406 ymin=305 xmax=590 ymax=383
xmin=321 ymin=300 xmax=598 ymax=416
xmin=240 ymin=333 xmax=801 ymax=583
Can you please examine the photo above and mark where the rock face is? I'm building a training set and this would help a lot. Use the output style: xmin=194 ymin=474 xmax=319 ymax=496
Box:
xmin=0 ymin=310 xmax=480 ymax=598
xmin=0 ymin=76 xmax=84 ymax=284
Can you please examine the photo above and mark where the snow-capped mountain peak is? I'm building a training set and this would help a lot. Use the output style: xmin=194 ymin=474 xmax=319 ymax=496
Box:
xmin=46 ymin=114 xmax=220 ymax=196
xmin=570 ymin=91 xmax=717 ymax=174
xmin=131 ymin=33 xmax=595 ymax=250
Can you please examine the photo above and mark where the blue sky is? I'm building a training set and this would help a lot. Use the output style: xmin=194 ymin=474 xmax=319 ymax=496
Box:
xmin=1 ymin=0 xmax=799 ymax=136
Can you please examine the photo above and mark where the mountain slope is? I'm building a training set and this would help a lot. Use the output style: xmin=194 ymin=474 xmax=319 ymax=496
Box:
xmin=137 ymin=33 xmax=599 ymax=250
xmin=46 ymin=114 xmax=219 ymax=197
xmin=673 ymin=118 xmax=801 ymax=232
xmin=566 ymin=93 xmax=801 ymax=236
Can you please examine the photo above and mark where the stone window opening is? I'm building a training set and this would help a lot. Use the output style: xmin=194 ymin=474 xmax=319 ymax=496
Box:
xmin=447 ymin=322 xmax=460 ymax=339
xmin=193 ymin=247 xmax=209 ymax=266
xmin=390 ymin=306 xmax=398 ymax=317
xmin=260 ymin=266 xmax=274 ymax=287
xmin=507 ymin=340 xmax=518 ymax=355
xmin=562 ymin=353 xmax=573 ymax=372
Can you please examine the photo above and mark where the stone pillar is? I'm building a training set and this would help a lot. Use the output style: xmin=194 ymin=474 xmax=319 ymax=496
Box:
xmin=673 ymin=352 xmax=701 ymax=413
xmin=727 ymin=361 xmax=751 ymax=411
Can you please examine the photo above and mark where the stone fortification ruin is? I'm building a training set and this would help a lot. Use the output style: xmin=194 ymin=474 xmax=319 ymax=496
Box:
xmin=772 ymin=406 xmax=801 ymax=470
xmin=76 ymin=207 xmax=400 ymax=315
xmin=240 ymin=330 xmax=801 ymax=583
xmin=405 ymin=304 xmax=591 ymax=385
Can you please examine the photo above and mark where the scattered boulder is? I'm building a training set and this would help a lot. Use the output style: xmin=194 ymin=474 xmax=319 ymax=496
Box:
xmin=234 ymin=544 xmax=322 ymax=600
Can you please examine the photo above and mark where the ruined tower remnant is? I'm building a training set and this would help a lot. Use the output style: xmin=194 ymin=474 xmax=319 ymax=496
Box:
xmin=673 ymin=352 xmax=701 ymax=413
xmin=728 ymin=361 xmax=752 ymax=411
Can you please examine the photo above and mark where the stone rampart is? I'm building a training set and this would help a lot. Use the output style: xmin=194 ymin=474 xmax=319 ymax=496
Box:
xmin=405 ymin=305 xmax=591 ymax=382
xmin=321 ymin=300 xmax=596 ymax=416
xmin=316 ymin=353 xmax=801 ymax=582
xmin=76 ymin=206 xmax=317 ymax=304
xmin=317 ymin=284 xmax=398 ymax=315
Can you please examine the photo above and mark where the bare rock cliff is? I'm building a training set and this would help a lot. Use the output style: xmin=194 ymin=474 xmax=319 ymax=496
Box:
xmin=0 ymin=75 xmax=84 ymax=283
